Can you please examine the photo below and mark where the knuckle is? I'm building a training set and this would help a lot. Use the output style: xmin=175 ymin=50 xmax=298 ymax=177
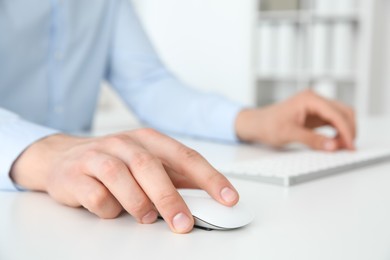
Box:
xmin=135 ymin=128 xmax=161 ymax=138
xmin=302 ymin=88 xmax=314 ymax=97
xmin=82 ymin=148 xmax=100 ymax=161
xmin=78 ymin=149 xmax=100 ymax=172
xmin=128 ymin=198 xmax=150 ymax=216
xmin=131 ymin=152 xmax=156 ymax=170
xmin=99 ymin=158 xmax=124 ymax=183
xmin=103 ymin=134 xmax=129 ymax=147
xmin=301 ymin=89 xmax=320 ymax=102
xmin=291 ymin=89 xmax=314 ymax=105
xmin=155 ymin=191 xmax=179 ymax=209
xmin=85 ymin=187 xmax=110 ymax=212
xmin=178 ymin=146 xmax=202 ymax=162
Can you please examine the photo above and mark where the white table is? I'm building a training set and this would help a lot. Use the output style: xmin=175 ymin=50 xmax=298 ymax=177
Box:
xmin=1 ymin=117 xmax=390 ymax=260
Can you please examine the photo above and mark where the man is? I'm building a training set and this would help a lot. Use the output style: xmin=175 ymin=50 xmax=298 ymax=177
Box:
xmin=0 ymin=0 xmax=355 ymax=234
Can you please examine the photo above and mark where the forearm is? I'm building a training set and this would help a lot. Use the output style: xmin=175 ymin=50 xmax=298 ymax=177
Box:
xmin=118 ymin=75 xmax=244 ymax=142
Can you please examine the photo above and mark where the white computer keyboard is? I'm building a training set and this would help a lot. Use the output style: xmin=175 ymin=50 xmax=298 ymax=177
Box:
xmin=218 ymin=147 xmax=390 ymax=186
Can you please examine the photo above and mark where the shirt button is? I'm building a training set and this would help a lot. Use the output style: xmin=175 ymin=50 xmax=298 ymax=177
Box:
xmin=54 ymin=106 xmax=64 ymax=114
xmin=55 ymin=52 xmax=64 ymax=61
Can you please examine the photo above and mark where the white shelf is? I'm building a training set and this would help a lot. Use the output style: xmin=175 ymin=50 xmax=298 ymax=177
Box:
xmin=258 ymin=10 xmax=308 ymax=22
xmin=311 ymin=13 xmax=360 ymax=23
xmin=311 ymin=11 xmax=360 ymax=22
xmin=259 ymin=10 xmax=360 ymax=23
xmin=257 ymin=74 xmax=356 ymax=83
xmin=255 ymin=0 xmax=374 ymax=111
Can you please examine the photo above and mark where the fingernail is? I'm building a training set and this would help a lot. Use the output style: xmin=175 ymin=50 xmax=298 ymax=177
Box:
xmin=172 ymin=212 xmax=192 ymax=233
xmin=221 ymin=187 xmax=238 ymax=203
xmin=142 ymin=210 xmax=158 ymax=224
xmin=324 ymin=139 xmax=336 ymax=151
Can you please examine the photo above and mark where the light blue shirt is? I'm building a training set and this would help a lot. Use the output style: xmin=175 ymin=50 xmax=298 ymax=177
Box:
xmin=0 ymin=0 xmax=243 ymax=190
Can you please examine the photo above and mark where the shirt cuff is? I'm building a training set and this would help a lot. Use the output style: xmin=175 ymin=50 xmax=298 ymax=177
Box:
xmin=0 ymin=119 xmax=59 ymax=191
xmin=204 ymin=97 xmax=244 ymax=142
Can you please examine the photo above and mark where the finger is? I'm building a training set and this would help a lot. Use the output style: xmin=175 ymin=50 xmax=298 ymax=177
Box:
xmin=303 ymin=100 xmax=356 ymax=150
xmin=133 ymin=129 xmax=239 ymax=206
xmin=329 ymin=100 xmax=357 ymax=140
xmin=292 ymin=127 xmax=340 ymax=151
xmin=307 ymin=95 xmax=355 ymax=150
xmin=303 ymin=114 xmax=329 ymax=129
xmin=72 ymin=175 xmax=123 ymax=219
xmin=334 ymin=133 xmax=352 ymax=150
xmin=103 ymin=137 xmax=194 ymax=234
xmin=164 ymin=166 xmax=200 ymax=189
xmin=84 ymin=152 xmax=158 ymax=224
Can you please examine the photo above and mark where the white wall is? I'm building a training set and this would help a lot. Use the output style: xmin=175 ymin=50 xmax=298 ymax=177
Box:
xmin=132 ymin=0 xmax=258 ymax=106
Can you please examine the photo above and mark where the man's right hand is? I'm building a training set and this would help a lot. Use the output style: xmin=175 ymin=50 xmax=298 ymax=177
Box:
xmin=10 ymin=128 xmax=239 ymax=234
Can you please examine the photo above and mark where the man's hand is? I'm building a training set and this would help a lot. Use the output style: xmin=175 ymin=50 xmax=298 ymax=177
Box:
xmin=10 ymin=129 xmax=239 ymax=234
xmin=235 ymin=89 xmax=356 ymax=151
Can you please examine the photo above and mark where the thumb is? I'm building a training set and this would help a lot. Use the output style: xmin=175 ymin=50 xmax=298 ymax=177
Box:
xmin=292 ymin=127 xmax=338 ymax=151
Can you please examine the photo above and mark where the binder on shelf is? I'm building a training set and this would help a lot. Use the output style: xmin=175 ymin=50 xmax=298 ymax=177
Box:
xmin=258 ymin=21 xmax=276 ymax=77
xmin=311 ymin=22 xmax=330 ymax=77
xmin=332 ymin=21 xmax=355 ymax=77
xmin=275 ymin=21 xmax=297 ymax=78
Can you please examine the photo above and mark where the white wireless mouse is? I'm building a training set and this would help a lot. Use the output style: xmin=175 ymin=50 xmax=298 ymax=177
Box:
xmin=177 ymin=189 xmax=254 ymax=230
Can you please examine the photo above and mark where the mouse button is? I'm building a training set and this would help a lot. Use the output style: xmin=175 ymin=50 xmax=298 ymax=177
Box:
xmin=181 ymin=196 xmax=224 ymax=219
xmin=228 ymin=202 xmax=255 ymax=226
xmin=178 ymin=189 xmax=254 ymax=229
xmin=178 ymin=189 xmax=209 ymax=198
xmin=183 ymin=196 xmax=252 ymax=228
xmin=180 ymin=195 xmax=215 ymax=215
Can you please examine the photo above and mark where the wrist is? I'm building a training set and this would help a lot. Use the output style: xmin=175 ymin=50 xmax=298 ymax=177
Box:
xmin=10 ymin=134 xmax=84 ymax=191
xmin=235 ymin=108 xmax=265 ymax=143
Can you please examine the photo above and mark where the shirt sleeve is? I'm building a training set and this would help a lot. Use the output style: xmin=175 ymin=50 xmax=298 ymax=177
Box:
xmin=0 ymin=108 xmax=59 ymax=191
xmin=106 ymin=0 xmax=244 ymax=142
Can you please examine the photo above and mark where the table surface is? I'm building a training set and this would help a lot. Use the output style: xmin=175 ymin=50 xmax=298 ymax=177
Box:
xmin=1 ymin=117 xmax=390 ymax=260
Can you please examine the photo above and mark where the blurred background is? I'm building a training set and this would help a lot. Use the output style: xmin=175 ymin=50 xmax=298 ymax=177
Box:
xmin=93 ymin=0 xmax=390 ymax=133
